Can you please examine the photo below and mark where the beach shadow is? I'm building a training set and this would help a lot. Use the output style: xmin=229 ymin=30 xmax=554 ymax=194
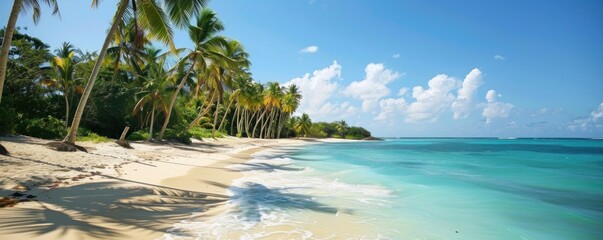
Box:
xmin=228 ymin=182 xmax=345 ymax=223
xmin=0 ymin=181 xmax=229 ymax=239
xmin=234 ymin=162 xmax=304 ymax=172
xmin=0 ymin=202 xmax=121 ymax=238
xmin=0 ymin=135 xmax=49 ymax=147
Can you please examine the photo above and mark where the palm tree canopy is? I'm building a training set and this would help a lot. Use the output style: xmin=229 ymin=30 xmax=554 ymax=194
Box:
xmin=22 ymin=0 xmax=61 ymax=24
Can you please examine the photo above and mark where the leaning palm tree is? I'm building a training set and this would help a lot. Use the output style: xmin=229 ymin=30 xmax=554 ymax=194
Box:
xmin=0 ymin=0 xmax=60 ymax=104
xmin=157 ymin=9 xmax=228 ymax=141
xmin=62 ymin=0 xmax=208 ymax=146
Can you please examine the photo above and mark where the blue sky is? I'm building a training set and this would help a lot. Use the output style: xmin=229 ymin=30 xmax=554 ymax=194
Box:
xmin=1 ymin=0 xmax=602 ymax=137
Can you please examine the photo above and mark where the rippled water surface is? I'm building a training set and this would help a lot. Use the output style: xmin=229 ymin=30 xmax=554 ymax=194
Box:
xmin=165 ymin=139 xmax=603 ymax=239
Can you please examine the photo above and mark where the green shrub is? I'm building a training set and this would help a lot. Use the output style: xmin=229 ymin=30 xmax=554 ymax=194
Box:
xmin=17 ymin=116 xmax=67 ymax=139
xmin=0 ymin=107 xmax=19 ymax=134
xmin=77 ymin=132 xmax=110 ymax=143
xmin=188 ymin=127 xmax=225 ymax=139
xmin=126 ymin=130 xmax=150 ymax=141
xmin=164 ymin=128 xmax=192 ymax=144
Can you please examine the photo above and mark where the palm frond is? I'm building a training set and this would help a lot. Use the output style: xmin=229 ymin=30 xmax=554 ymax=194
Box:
xmin=136 ymin=0 xmax=176 ymax=52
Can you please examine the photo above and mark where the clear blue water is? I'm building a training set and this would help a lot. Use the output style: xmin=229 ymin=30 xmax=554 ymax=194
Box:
xmin=166 ymin=139 xmax=603 ymax=239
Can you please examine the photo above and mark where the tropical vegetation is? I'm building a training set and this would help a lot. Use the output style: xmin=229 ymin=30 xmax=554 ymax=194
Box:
xmin=0 ymin=1 xmax=371 ymax=152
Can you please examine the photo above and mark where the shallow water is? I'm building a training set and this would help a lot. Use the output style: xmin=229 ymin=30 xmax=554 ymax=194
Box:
xmin=165 ymin=139 xmax=603 ymax=239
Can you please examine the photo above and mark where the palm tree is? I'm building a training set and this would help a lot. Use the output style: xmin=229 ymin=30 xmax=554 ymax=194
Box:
xmin=63 ymin=0 xmax=207 ymax=146
xmin=131 ymin=48 xmax=169 ymax=140
xmin=0 ymin=0 xmax=60 ymax=104
xmin=253 ymin=82 xmax=283 ymax=139
xmin=295 ymin=113 xmax=312 ymax=138
xmin=157 ymin=9 xmax=228 ymax=141
xmin=277 ymin=84 xmax=301 ymax=138
xmin=335 ymin=120 xmax=349 ymax=138
xmin=211 ymin=40 xmax=250 ymax=137
xmin=44 ymin=42 xmax=82 ymax=127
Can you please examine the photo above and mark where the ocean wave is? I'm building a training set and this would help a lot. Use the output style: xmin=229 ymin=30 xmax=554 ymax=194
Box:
xmin=162 ymin=148 xmax=393 ymax=240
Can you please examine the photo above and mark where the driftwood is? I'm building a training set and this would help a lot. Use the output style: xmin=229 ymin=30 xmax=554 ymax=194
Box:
xmin=115 ymin=126 xmax=133 ymax=149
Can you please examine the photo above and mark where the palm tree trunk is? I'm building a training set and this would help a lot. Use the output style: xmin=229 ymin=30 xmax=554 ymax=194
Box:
xmin=217 ymin=97 xmax=236 ymax=133
xmin=276 ymin=111 xmax=285 ymax=139
xmin=149 ymin=104 xmax=155 ymax=141
xmin=184 ymin=91 xmax=216 ymax=133
xmin=157 ymin=56 xmax=198 ymax=141
xmin=269 ymin=109 xmax=279 ymax=138
xmin=262 ymin=109 xmax=274 ymax=139
xmin=252 ymin=108 xmax=268 ymax=138
xmin=63 ymin=0 xmax=129 ymax=144
xmin=63 ymin=93 xmax=70 ymax=127
xmin=265 ymin=110 xmax=274 ymax=138
xmin=211 ymin=96 xmax=221 ymax=138
xmin=245 ymin=110 xmax=255 ymax=138
xmin=230 ymin=105 xmax=239 ymax=135
xmin=0 ymin=0 xmax=23 ymax=104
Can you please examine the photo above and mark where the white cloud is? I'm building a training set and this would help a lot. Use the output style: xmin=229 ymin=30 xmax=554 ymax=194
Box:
xmin=568 ymin=102 xmax=603 ymax=131
xmin=398 ymin=87 xmax=409 ymax=96
xmin=392 ymin=53 xmax=400 ymax=59
xmin=482 ymin=90 xmax=514 ymax=123
xmin=451 ymin=68 xmax=483 ymax=119
xmin=300 ymin=45 xmax=318 ymax=53
xmin=405 ymin=74 xmax=457 ymax=122
xmin=343 ymin=63 xmax=402 ymax=112
xmin=375 ymin=98 xmax=406 ymax=120
xmin=494 ymin=54 xmax=505 ymax=61
xmin=283 ymin=61 xmax=341 ymax=117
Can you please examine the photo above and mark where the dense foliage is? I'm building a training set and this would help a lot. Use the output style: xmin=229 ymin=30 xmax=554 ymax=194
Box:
xmin=0 ymin=9 xmax=371 ymax=143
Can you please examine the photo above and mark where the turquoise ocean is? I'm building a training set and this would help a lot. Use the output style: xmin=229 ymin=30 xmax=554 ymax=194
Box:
xmin=165 ymin=139 xmax=603 ymax=239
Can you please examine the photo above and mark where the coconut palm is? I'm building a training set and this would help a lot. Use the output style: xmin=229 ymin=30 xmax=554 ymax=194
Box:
xmin=252 ymin=82 xmax=282 ymax=138
xmin=277 ymin=84 xmax=301 ymax=138
xmin=0 ymin=0 xmax=60 ymax=104
xmin=157 ymin=9 xmax=228 ymax=141
xmin=131 ymin=48 xmax=170 ymax=140
xmin=63 ymin=0 xmax=207 ymax=146
xmin=335 ymin=120 xmax=349 ymax=138
xmin=43 ymin=42 xmax=83 ymax=127
xmin=211 ymin=40 xmax=250 ymax=137
xmin=295 ymin=113 xmax=312 ymax=138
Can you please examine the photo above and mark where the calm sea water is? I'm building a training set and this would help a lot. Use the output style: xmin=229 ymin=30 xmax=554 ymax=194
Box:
xmin=165 ymin=139 xmax=603 ymax=239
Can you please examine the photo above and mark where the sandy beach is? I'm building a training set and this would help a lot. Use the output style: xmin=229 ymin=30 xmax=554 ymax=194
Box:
xmin=0 ymin=136 xmax=337 ymax=239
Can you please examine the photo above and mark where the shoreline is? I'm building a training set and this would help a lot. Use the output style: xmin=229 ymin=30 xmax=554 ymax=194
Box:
xmin=0 ymin=135 xmax=351 ymax=239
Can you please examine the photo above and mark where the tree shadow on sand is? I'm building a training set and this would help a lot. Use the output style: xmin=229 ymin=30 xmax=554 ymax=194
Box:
xmin=233 ymin=162 xmax=305 ymax=172
xmin=228 ymin=182 xmax=351 ymax=223
xmin=0 ymin=181 xmax=229 ymax=239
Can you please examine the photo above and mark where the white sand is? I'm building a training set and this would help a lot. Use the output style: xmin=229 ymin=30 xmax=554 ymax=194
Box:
xmin=0 ymin=135 xmax=354 ymax=239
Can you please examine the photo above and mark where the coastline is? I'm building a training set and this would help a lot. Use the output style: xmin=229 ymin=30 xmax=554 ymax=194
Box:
xmin=0 ymin=135 xmax=346 ymax=239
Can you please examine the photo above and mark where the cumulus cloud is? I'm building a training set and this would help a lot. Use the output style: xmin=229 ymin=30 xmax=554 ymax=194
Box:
xmin=482 ymin=90 xmax=514 ymax=123
xmin=300 ymin=45 xmax=318 ymax=53
xmin=283 ymin=61 xmax=341 ymax=117
xmin=494 ymin=54 xmax=505 ymax=61
xmin=344 ymin=63 xmax=402 ymax=112
xmin=375 ymin=98 xmax=406 ymax=121
xmin=451 ymin=68 xmax=483 ymax=119
xmin=404 ymin=74 xmax=457 ymax=122
xmin=392 ymin=53 xmax=400 ymax=59
xmin=568 ymin=102 xmax=603 ymax=131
